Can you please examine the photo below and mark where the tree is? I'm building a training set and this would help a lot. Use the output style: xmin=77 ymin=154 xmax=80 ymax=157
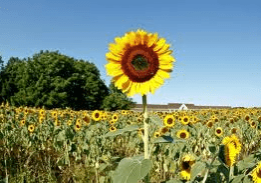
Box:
xmin=0 ymin=50 xmax=109 ymax=110
xmin=101 ymin=82 xmax=136 ymax=111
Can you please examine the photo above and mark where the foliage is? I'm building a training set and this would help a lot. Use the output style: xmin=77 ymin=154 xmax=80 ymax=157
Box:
xmin=101 ymin=83 xmax=136 ymax=111
xmin=0 ymin=50 xmax=109 ymax=110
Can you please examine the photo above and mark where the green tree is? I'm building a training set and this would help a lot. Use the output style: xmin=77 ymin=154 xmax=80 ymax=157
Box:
xmin=101 ymin=82 xmax=136 ymax=111
xmin=1 ymin=50 xmax=109 ymax=110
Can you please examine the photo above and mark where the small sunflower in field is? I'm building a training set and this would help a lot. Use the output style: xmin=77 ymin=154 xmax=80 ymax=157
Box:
xmin=179 ymin=154 xmax=195 ymax=181
xmin=215 ymin=127 xmax=223 ymax=137
xmin=181 ymin=116 xmax=190 ymax=125
xmin=39 ymin=116 xmax=45 ymax=124
xmin=67 ymin=119 xmax=72 ymax=126
xmin=92 ymin=110 xmax=102 ymax=121
xmin=75 ymin=122 xmax=81 ymax=131
xmin=249 ymin=120 xmax=257 ymax=128
xmin=244 ymin=114 xmax=250 ymax=121
xmin=39 ymin=109 xmax=46 ymax=117
xmin=160 ymin=126 xmax=169 ymax=135
xmin=105 ymin=29 xmax=175 ymax=96
xmin=258 ymin=116 xmax=261 ymax=122
xmin=111 ymin=113 xmax=119 ymax=122
xmin=109 ymin=120 xmax=116 ymax=125
xmin=154 ymin=131 xmax=161 ymax=138
xmin=82 ymin=114 xmax=91 ymax=125
xmin=251 ymin=161 xmax=261 ymax=183
xmin=177 ymin=129 xmax=190 ymax=139
xmin=28 ymin=124 xmax=35 ymax=133
xmin=138 ymin=128 xmax=144 ymax=137
xmin=20 ymin=119 xmax=26 ymax=127
xmin=231 ymin=127 xmax=239 ymax=134
xmin=206 ymin=121 xmax=214 ymax=128
xmin=163 ymin=115 xmax=175 ymax=127
xmin=109 ymin=126 xmax=117 ymax=132
xmin=121 ymin=110 xmax=129 ymax=115
xmin=51 ymin=110 xmax=58 ymax=118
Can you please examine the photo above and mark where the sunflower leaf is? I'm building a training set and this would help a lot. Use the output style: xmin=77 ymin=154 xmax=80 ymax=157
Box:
xmin=230 ymin=174 xmax=245 ymax=183
xmin=237 ymin=154 xmax=256 ymax=171
xmin=111 ymin=156 xmax=152 ymax=183
xmin=101 ymin=125 xmax=139 ymax=138
xmin=191 ymin=162 xmax=205 ymax=181
xmin=153 ymin=135 xmax=185 ymax=143
xmin=149 ymin=115 xmax=164 ymax=127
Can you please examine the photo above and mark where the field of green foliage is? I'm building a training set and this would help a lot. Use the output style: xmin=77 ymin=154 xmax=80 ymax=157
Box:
xmin=1 ymin=102 xmax=261 ymax=183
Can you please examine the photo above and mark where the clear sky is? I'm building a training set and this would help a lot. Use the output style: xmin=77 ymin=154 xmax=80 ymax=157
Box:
xmin=1 ymin=0 xmax=261 ymax=107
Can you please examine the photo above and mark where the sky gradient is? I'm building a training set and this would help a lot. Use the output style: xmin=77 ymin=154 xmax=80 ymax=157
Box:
xmin=1 ymin=0 xmax=261 ymax=107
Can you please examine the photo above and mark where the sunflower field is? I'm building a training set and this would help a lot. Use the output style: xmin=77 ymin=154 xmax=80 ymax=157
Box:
xmin=1 ymin=101 xmax=261 ymax=183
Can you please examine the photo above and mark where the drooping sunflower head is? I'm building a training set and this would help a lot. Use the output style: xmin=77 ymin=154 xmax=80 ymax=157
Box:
xmin=105 ymin=29 xmax=175 ymax=96
xmin=251 ymin=161 xmax=261 ymax=183
xmin=160 ymin=126 xmax=169 ymax=135
xmin=179 ymin=154 xmax=195 ymax=180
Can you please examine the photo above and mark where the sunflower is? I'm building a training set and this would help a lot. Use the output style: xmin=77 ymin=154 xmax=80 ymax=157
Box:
xmin=258 ymin=116 xmax=261 ymax=122
xmin=109 ymin=126 xmax=117 ymax=132
xmin=215 ymin=127 xmax=223 ymax=137
xmin=154 ymin=131 xmax=161 ymax=138
xmin=251 ymin=161 xmax=261 ymax=183
xmin=160 ymin=126 xmax=169 ymax=135
xmin=138 ymin=128 xmax=144 ymax=137
xmin=67 ymin=119 xmax=72 ymax=126
xmin=82 ymin=114 xmax=91 ymax=125
xmin=250 ymin=120 xmax=257 ymax=128
xmin=75 ymin=122 xmax=81 ymax=131
xmin=105 ymin=29 xmax=175 ymax=96
xmin=109 ymin=120 xmax=116 ymax=125
xmin=177 ymin=129 xmax=190 ymax=139
xmin=181 ymin=116 xmax=190 ymax=125
xmin=231 ymin=127 xmax=239 ymax=134
xmin=20 ymin=119 xmax=26 ymax=127
xmin=92 ymin=110 xmax=102 ymax=121
xmin=222 ymin=135 xmax=242 ymax=167
xmin=39 ymin=116 xmax=45 ymax=124
xmin=111 ymin=113 xmax=119 ymax=122
xmin=28 ymin=124 xmax=35 ymax=133
xmin=179 ymin=154 xmax=195 ymax=181
xmin=206 ymin=121 xmax=214 ymax=128
xmin=51 ymin=111 xmax=58 ymax=118
xmin=121 ymin=110 xmax=129 ymax=115
xmin=163 ymin=114 xmax=175 ymax=127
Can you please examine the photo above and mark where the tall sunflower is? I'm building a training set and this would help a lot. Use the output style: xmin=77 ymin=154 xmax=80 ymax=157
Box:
xmin=105 ymin=29 xmax=175 ymax=96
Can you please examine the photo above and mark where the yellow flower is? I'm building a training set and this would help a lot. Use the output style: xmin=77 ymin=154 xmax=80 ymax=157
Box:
xmin=251 ymin=161 xmax=261 ymax=183
xmin=109 ymin=126 xmax=117 ymax=132
xmin=159 ymin=126 xmax=169 ymax=135
xmin=163 ymin=115 xmax=175 ymax=127
xmin=154 ymin=131 xmax=161 ymax=138
xmin=222 ymin=134 xmax=242 ymax=167
xmin=20 ymin=119 xmax=26 ymax=127
xmin=121 ymin=110 xmax=129 ymax=115
xmin=181 ymin=116 xmax=190 ymax=125
xmin=82 ymin=114 xmax=91 ymax=125
xmin=92 ymin=110 xmax=102 ymax=121
xmin=105 ymin=29 xmax=175 ymax=96
xmin=28 ymin=124 xmax=35 ymax=133
xmin=215 ymin=127 xmax=223 ymax=137
xmin=177 ymin=129 xmax=190 ymax=139
xmin=75 ymin=122 xmax=81 ymax=131
xmin=206 ymin=121 xmax=214 ymax=128
xmin=179 ymin=154 xmax=195 ymax=181
xmin=67 ymin=119 xmax=72 ymax=126
xmin=111 ymin=113 xmax=119 ymax=122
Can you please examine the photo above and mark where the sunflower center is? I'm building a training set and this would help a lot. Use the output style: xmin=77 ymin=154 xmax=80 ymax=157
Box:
xmin=182 ymin=162 xmax=190 ymax=170
xmin=180 ymin=132 xmax=187 ymax=139
xmin=216 ymin=129 xmax=221 ymax=134
xmin=131 ymin=55 xmax=149 ymax=71
xmin=121 ymin=45 xmax=159 ymax=82
xmin=167 ymin=118 xmax=173 ymax=124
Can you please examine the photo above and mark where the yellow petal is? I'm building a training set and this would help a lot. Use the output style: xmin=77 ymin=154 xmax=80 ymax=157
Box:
xmin=157 ymin=70 xmax=171 ymax=79
xmin=106 ymin=52 xmax=121 ymax=62
xmin=159 ymin=63 xmax=173 ymax=70
xmin=158 ymin=54 xmax=175 ymax=64
xmin=105 ymin=63 xmax=123 ymax=76
xmin=147 ymin=33 xmax=158 ymax=48
xmin=156 ymin=43 xmax=170 ymax=55
xmin=114 ymin=75 xmax=129 ymax=89
xmin=153 ymin=38 xmax=166 ymax=52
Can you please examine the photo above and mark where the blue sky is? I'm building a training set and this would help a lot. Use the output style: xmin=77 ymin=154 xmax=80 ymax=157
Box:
xmin=1 ymin=0 xmax=261 ymax=107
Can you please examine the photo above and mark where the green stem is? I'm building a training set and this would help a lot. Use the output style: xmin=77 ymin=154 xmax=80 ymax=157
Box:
xmin=142 ymin=95 xmax=149 ymax=159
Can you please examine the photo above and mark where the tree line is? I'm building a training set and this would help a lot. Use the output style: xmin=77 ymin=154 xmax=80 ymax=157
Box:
xmin=0 ymin=50 xmax=135 ymax=111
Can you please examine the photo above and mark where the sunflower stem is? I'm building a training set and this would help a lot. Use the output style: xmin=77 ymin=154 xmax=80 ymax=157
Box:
xmin=142 ymin=95 xmax=149 ymax=159
xmin=142 ymin=95 xmax=150 ymax=183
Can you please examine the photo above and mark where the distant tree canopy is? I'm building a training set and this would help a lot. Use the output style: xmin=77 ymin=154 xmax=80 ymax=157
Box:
xmin=101 ymin=82 xmax=136 ymax=111
xmin=0 ymin=50 xmax=109 ymax=110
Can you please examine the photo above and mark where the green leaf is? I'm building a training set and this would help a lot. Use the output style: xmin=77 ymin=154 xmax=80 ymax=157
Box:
xmin=102 ymin=125 xmax=139 ymax=138
xmin=149 ymin=115 xmax=164 ymax=127
xmin=230 ymin=174 xmax=245 ymax=183
xmin=153 ymin=136 xmax=186 ymax=143
xmin=111 ymin=156 xmax=152 ymax=183
xmin=237 ymin=154 xmax=256 ymax=171
xmin=209 ymin=145 xmax=217 ymax=154
xmin=166 ymin=179 xmax=183 ymax=183
xmin=243 ymin=176 xmax=251 ymax=183
xmin=191 ymin=162 xmax=206 ymax=180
